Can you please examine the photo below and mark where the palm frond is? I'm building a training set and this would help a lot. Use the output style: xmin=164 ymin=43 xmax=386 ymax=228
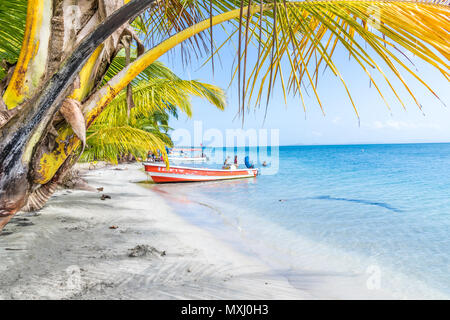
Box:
xmin=0 ymin=0 xmax=27 ymax=79
xmin=96 ymin=75 xmax=225 ymax=127
xmin=231 ymin=1 xmax=449 ymax=115
xmin=84 ymin=59 xmax=225 ymax=163
xmin=141 ymin=0 xmax=448 ymax=118
xmin=136 ymin=0 xmax=213 ymax=64
xmin=81 ymin=125 xmax=170 ymax=164
xmin=101 ymin=52 xmax=182 ymax=86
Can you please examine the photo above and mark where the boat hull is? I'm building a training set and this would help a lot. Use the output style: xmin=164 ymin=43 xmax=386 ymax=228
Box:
xmin=144 ymin=163 xmax=258 ymax=183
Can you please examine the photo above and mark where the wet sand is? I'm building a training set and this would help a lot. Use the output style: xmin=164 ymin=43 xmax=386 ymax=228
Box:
xmin=0 ymin=163 xmax=309 ymax=299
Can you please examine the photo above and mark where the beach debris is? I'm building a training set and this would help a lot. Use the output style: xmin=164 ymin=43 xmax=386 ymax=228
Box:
xmin=100 ymin=194 xmax=111 ymax=200
xmin=65 ymin=226 xmax=79 ymax=231
xmin=128 ymin=245 xmax=165 ymax=258
xmin=97 ymin=187 xmax=104 ymax=192
xmin=10 ymin=217 xmax=34 ymax=227
xmin=11 ymin=217 xmax=29 ymax=222
xmin=73 ymin=180 xmax=96 ymax=192
xmin=16 ymin=221 xmax=34 ymax=227
xmin=109 ymin=225 xmax=119 ymax=229
xmin=61 ymin=169 xmax=96 ymax=192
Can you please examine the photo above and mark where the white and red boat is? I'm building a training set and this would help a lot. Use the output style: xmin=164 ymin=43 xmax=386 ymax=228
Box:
xmin=168 ymin=155 xmax=207 ymax=163
xmin=144 ymin=162 xmax=258 ymax=183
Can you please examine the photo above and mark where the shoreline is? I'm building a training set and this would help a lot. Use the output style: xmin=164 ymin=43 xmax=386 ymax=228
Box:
xmin=1 ymin=163 xmax=444 ymax=299
xmin=135 ymin=166 xmax=449 ymax=300
xmin=149 ymin=181 xmax=398 ymax=300
xmin=0 ymin=163 xmax=308 ymax=299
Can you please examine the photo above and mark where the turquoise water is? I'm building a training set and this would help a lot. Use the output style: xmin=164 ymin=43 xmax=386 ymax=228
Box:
xmin=153 ymin=144 xmax=450 ymax=298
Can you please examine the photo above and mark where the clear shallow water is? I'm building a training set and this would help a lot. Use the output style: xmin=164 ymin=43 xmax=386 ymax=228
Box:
xmin=152 ymin=144 xmax=450 ymax=298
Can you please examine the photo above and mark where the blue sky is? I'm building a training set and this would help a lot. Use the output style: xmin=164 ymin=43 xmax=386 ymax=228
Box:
xmin=160 ymin=25 xmax=450 ymax=146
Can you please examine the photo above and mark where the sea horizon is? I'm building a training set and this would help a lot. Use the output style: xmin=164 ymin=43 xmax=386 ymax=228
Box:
xmin=175 ymin=141 xmax=450 ymax=148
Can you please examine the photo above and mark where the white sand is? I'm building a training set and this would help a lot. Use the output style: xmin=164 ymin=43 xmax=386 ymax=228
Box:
xmin=0 ymin=164 xmax=311 ymax=300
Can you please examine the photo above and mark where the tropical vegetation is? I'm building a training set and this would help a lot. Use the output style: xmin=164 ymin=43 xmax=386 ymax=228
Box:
xmin=0 ymin=0 xmax=448 ymax=230
xmin=81 ymin=59 xmax=225 ymax=164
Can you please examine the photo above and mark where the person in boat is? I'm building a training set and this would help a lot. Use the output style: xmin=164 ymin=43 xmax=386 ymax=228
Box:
xmin=223 ymin=156 xmax=231 ymax=169
xmin=154 ymin=150 xmax=163 ymax=162
xmin=244 ymin=156 xmax=254 ymax=169
xmin=147 ymin=151 xmax=156 ymax=162
xmin=229 ymin=155 xmax=238 ymax=170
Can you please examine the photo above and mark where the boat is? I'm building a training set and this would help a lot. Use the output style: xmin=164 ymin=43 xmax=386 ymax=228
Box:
xmin=168 ymin=155 xmax=207 ymax=163
xmin=143 ymin=163 xmax=258 ymax=183
xmin=171 ymin=147 xmax=202 ymax=152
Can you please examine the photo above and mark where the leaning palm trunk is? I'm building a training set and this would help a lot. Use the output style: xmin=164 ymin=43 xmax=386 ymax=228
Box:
xmin=0 ymin=0 xmax=156 ymax=228
xmin=0 ymin=0 xmax=448 ymax=230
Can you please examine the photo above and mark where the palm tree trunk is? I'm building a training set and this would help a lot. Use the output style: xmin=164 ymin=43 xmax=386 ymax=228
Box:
xmin=0 ymin=0 xmax=155 ymax=228
xmin=2 ymin=0 xmax=53 ymax=109
xmin=35 ymin=7 xmax=259 ymax=188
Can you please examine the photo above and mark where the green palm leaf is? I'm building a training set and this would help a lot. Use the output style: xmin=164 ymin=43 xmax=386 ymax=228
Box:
xmin=83 ymin=60 xmax=225 ymax=163
xmin=0 ymin=0 xmax=27 ymax=79
xmin=81 ymin=125 xmax=170 ymax=164
xmin=137 ymin=0 xmax=449 ymax=118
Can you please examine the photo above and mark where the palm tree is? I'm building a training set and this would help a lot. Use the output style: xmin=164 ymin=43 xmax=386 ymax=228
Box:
xmin=0 ymin=0 xmax=448 ymax=229
xmin=81 ymin=60 xmax=225 ymax=164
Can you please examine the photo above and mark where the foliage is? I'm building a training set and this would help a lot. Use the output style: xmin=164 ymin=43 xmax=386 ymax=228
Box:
xmin=0 ymin=0 xmax=27 ymax=79
xmin=81 ymin=60 xmax=226 ymax=163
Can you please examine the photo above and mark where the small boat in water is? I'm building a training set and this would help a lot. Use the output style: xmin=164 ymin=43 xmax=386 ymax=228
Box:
xmin=144 ymin=163 xmax=258 ymax=183
xmin=168 ymin=155 xmax=207 ymax=163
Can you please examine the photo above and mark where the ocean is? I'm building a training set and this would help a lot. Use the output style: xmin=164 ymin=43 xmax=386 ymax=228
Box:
xmin=149 ymin=143 xmax=450 ymax=299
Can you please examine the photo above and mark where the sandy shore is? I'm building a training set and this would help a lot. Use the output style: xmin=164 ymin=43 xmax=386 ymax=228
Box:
xmin=0 ymin=163 xmax=310 ymax=300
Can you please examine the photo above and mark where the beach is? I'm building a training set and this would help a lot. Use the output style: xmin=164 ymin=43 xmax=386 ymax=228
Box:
xmin=0 ymin=0 xmax=448 ymax=304
xmin=0 ymin=163 xmax=309 ymax=300
xmin=1 ymin=144 xmax=448 ymax=300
